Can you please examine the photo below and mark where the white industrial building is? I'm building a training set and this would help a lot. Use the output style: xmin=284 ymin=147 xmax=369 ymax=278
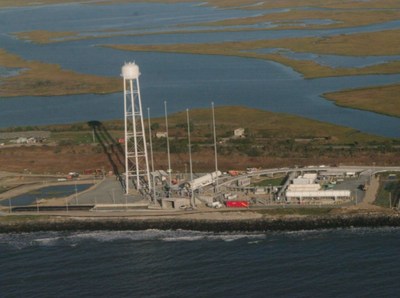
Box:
xmin=286 ymin=173 xmax=351 ymax=203
xmin=292 ymin=173 xmax=318 ymax=185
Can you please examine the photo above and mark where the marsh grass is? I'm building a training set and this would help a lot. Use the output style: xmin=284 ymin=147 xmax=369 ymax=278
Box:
xmin=0 ymin=49 xmax=121 ymax=97
xmin=324 ymin=84 xmax=400 ymax=118
xmin=107 ymin=28 xmax=400 ymax=79
xmin=0 ymin=106 xmax=389 ymax=144
xmin=149 ymin=106 xmax=388 ymax=144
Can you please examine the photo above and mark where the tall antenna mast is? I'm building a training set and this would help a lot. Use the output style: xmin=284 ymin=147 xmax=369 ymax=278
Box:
xmin=121 ymin=62 xmax=150 ymax=194
xmin=164 ymin=101 xmax=172 ymax=186
xmin=187 ymin=108 xmax=195 ymax=207
xmin=147 ymin=107 xmax=157 ymax=204
xmin=212 ymin=102 xmax=219 ymax=192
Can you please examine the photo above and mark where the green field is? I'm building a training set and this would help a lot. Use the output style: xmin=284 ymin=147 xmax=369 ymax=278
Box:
xmin=253 ymin=177 xmax=286 ymax=187
xmin=3 ymin=106 xmax=390 ymax=144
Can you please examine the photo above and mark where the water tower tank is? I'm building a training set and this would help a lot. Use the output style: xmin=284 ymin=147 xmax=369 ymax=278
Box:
xmin=121 ymin=62 xmax=140 ymax=79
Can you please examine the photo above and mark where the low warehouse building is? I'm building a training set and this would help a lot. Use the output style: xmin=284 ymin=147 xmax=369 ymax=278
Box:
xmin=286 ymin=190 xmax=351 ymax=203
xmin=286 ymin=172 xmax=351 ymax=203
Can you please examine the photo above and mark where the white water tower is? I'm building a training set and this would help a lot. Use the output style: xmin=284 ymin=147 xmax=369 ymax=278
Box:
xmin=121 ymin=62 xmax=150 ymax=194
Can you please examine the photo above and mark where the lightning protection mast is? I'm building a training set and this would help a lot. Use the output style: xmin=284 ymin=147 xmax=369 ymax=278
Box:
xmin=121 ymin=62 xmax=150 ymax=194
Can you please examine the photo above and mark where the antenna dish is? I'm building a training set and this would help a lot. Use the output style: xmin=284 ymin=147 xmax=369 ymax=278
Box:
xmin=121 ymin=62 xmax=140 ymax=79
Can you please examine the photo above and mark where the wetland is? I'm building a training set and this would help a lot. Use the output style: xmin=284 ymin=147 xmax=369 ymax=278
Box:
xmin=0 ymin=0 xmax=399 ymax=137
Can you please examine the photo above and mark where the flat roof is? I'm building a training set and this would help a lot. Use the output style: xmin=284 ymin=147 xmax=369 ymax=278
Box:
xmin=286 ymin=190 xmax=351 ymax=198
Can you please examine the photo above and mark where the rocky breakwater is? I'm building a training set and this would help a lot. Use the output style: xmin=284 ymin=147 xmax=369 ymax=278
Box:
xmin=1 ymin=212 xmax=400 ymax=233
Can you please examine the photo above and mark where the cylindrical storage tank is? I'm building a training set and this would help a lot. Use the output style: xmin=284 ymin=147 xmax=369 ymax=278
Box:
xmin=121 ymin=62 xmax=140 ymax=79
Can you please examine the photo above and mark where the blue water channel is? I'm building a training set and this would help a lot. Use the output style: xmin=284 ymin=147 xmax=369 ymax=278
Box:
xmin=0 ymin=2 xmax=399 ymax=137
xmin=1 ymin=184 xmax=93 ymax=207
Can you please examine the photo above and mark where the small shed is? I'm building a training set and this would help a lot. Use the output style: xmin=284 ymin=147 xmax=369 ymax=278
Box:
xmin=234 ymin=128 xmax=245 ymax=138
xmin=156 ymin=132 xmax=167 ymax=138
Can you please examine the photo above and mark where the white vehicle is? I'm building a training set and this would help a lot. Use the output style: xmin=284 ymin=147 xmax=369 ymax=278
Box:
xmin=207 ymin=201 xmax=222 ymax=209
xmin=68 ymin=172 xmax=79 ymax=178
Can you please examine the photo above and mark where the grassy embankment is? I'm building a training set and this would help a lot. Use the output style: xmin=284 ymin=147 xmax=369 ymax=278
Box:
xmin=0 ymin=49 xmax=121 ymax=97
xmin=0 ymin=215 xmax=51 ymax=223
xmin=0 ymin=186 xmax=10 ymax=194
xmin=0 ymin=106 xmax=398 ymax=175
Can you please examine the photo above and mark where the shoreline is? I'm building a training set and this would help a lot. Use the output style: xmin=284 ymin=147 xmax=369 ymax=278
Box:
xmin=1 ymin=212 xmax=400 ymax=234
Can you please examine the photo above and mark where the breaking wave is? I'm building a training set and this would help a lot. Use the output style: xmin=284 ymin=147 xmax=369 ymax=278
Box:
xmin=2 ymin=227 xmax=400 ymax=250
xmin=0 ymin=229 xmax=266 ymax=249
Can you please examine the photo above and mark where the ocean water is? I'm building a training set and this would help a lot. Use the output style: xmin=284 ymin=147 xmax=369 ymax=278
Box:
xmin=1 ymin=227 xmax=400 ymax=297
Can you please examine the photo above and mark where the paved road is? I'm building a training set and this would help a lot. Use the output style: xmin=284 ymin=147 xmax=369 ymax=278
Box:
xmin=68 ymin=177 xmax=142 ymax=205
xmin=360 ymin=175 xmax=380 ymax=205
